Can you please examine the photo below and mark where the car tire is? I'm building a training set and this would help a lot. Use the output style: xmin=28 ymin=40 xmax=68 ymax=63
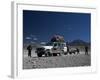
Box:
xmin=37 ymin=53 xmax=42 ymax=57
xmin=53 ymin=53 xmax=57 ymax=56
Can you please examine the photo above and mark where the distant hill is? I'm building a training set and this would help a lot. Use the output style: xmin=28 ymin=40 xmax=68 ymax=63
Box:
xmin=67 ymin=39 xmax=90 ymax=46
xmin=23 ymin=42 xmax=42 ymax=49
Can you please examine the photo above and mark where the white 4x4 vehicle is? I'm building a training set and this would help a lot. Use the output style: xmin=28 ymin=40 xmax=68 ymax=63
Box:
xmin=36 ymin=42 xmax=68 ymax=57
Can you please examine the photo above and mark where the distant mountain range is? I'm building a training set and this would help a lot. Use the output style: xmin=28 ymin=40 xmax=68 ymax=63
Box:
xmin=67 ymin=39 xmax=90 ymax=46
xmin=23 ymin=39 xmax=90 ymax=49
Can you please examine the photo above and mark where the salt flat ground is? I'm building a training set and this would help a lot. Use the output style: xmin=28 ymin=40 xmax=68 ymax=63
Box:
xmin=23 ymin=49 xmax=90 ymax=69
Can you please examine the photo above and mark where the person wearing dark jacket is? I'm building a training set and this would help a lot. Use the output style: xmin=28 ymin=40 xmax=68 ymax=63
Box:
xmin=85 ymin=46 xmax=88 ymax=55
xmin=76 ymin=48 xmax=79 ymax=54
xmin=67 ymin=46 xmax=69 ymax=54
xmin=27 ymin=45 xmax=32 ymax=57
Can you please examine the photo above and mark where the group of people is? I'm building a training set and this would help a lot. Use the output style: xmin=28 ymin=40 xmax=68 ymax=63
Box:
xmin=76 ymin=46 xmax=89 ymax=55
xmin=67 ymin=46 xmax=89 ymax=55
xmin=26 ymin=45 xmax=89 ymax=57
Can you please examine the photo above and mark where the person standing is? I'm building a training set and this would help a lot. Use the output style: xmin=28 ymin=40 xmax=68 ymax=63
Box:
xmin=67 ymin=46 xmax=69 ymax=54
xmin=76 ymin=48 xmax=79 ymax=54
xmin=27 ymin=45 xmax=32 ymax=57
xmin=85 ymin=46 xmax=88 ymax=55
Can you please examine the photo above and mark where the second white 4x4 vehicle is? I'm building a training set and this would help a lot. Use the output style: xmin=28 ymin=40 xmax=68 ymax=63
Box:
xmin=35 ymin=42 xmax=68 ymax=57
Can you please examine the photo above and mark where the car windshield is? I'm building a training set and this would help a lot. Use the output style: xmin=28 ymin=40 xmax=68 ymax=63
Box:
xmin=54 ymin=43 xmax=58 ymax=47
xmin=46 ymin=42 xmax=66 ymax=47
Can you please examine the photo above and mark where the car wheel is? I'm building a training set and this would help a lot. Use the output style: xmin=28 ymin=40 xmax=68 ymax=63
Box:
xmin=37 ymin=53 xmax=42 ymax=57
xmin=53 ymin=53 xmax=57 ymax=56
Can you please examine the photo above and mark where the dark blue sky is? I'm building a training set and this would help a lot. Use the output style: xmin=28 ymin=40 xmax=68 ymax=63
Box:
xmin=23 ymin=10 xmax=91 ymax=43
